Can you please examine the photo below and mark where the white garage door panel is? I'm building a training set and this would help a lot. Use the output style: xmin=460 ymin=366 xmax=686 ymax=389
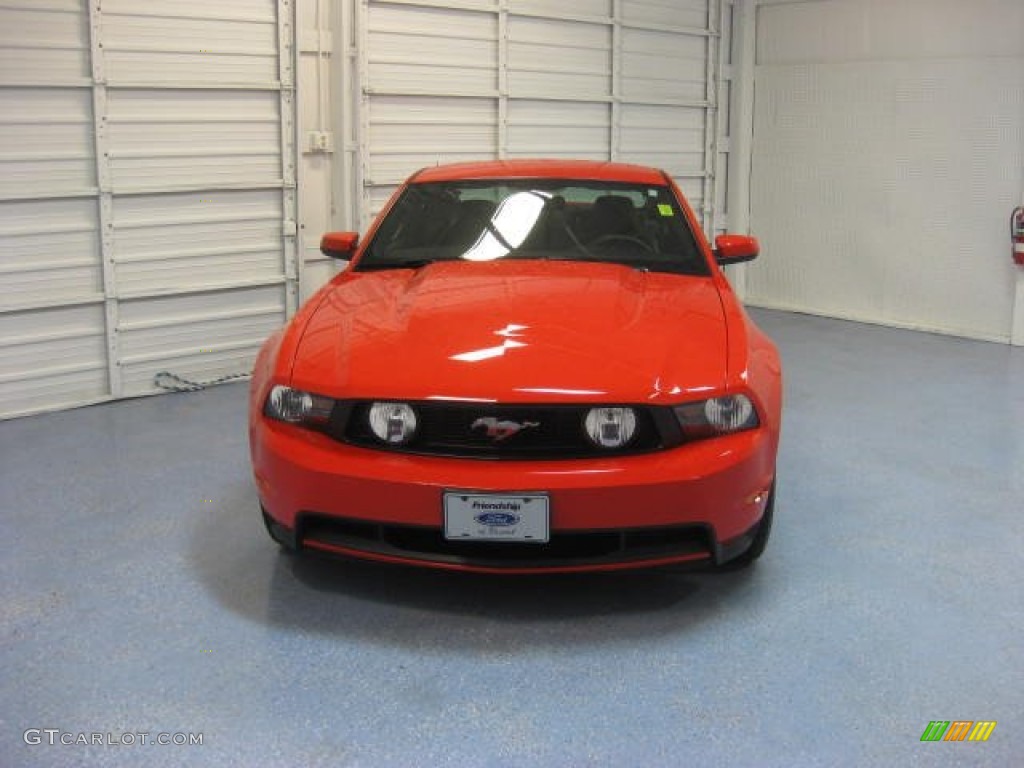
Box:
xmin=622 ymin=0 xmax=708 ymax=29
xmin=112 ymin=190 xmax=285 ymax=297
xmin=510 ymin=0 xmax=611 ymax=16
xmin=0 ymin=0 xmax=296 ymax=418
xmin=100 ymin=0 xmax=294 ymax=404
xmin=370 ymin=17 xmax=496 ymax=70
xmin=0 ymin=2 xmax=90 ymax=85
xmin=355 ymin=0 xmax=723 ymax=238
xmin=0 ymin=88 xmax=94 ymax=200
xmin=0 ymin=1 xmax=101 ymax=418
xmin=117 ymin=290 xmax=285 ymax=364
xmin=0 ymin=89 xmax=94 ymax=200
xmin=114 ymin=245 xmax=285 ymax=298
xmin=0 ymin=305 xmax=108 ymax=418
xmin=117 ymin=286 xmax=285 ymax=396
xmin=100 ymin=0 xmax=279 ymax=86
xmin=368 ymin=95 xmax=497 ymax=130
xmin=106 ymin=90 xmax=282 ymax=192
xmin=0 ymin=369 xmax=110 ymax=420
xmin=508 ymin=100 xmax=610 ymax=159
xmin=619 ymin=104 xmax=704 ymax=171
xmin=0 ymin=2 xmax=83 ymax=41
xmin=508 ymin=17 xmax=611 ymax=100
xmin=617 ymin=10 xmax=716 ymax=234
xmin=367 ymin=4 xmax=497 ymax=96
xmin=512 ymin=0 xmax=606 ymax=14
xmin=365 ymin=95 xmax=498 ymax=217
xmin=102 ymin=12 xmax=278 ymax=55
xmin=621 ymin=28 xmax=706 ymax=104
xmin=370 ymin=117 xmax=496 ymax=156
xmin=0 ymin=199 xmax=102 ymax=311
xmin=360 ymin=1 xmax=502 ymax=223
xmin=0 ymin=158 xmax=94 ymax=204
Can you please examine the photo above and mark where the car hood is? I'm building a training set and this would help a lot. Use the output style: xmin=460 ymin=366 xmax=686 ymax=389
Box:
xmin=290 ymin=260 xmax=727 ymax=404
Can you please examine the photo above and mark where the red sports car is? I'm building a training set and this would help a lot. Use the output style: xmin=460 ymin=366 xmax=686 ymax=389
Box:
xmin=249 ymin=160 xmax=782 ymax=574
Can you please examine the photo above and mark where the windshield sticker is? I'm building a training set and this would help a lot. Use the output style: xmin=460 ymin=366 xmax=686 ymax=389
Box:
xmin=657 ymin=204 xmax=674 ymax=217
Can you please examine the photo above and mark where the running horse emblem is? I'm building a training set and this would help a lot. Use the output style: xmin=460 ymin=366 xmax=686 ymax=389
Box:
xmin=471 ymin=417 xmax=540 ymax=442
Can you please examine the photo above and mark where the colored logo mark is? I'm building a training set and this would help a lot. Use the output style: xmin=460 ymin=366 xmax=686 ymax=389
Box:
xmin=920 ymin=721 xmax=996 ymax=742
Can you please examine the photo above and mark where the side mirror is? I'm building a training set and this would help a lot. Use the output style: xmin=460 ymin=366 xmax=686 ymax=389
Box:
xmin=713 ymin=234 xmax=759 ymax=265
xmin=320 ymin=231 xmax=359 ymax=259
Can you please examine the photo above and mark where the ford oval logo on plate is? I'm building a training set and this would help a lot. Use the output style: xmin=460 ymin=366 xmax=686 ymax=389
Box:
xmin=444 ymin=492 xmax=549 ymax=542
xmin=474 ymin=512 xmax=520 ymax=527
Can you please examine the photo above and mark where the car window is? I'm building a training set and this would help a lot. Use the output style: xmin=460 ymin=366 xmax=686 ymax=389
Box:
xmin=357 ymin=179 xmax=710 ymax=276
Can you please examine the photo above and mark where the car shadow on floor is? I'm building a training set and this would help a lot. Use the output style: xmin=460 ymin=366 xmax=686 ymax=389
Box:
xmin=191 ymin=481 xmax=767 ymax=651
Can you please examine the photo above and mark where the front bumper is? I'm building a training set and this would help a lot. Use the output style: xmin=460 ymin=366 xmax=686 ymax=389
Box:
xmin=251 ymin=418 xmax=776 ymax=573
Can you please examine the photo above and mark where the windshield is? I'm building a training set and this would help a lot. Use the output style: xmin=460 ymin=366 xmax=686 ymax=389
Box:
xmin=356 ymin=179 xmax=710 ymax=276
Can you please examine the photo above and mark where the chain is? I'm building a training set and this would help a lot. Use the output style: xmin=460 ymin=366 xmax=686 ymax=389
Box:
xmin=153 ymin=370 xmax=251 ymax=393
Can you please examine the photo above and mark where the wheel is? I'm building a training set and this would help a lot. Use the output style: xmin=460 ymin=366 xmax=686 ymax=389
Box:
xmin=261 ymin=506 xmax=297 ymax=551
xmin=720 ymin=482 xmax=774 ymax=570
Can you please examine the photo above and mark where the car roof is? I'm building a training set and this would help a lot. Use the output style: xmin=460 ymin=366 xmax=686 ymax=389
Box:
xmin=411 ymin=159 xmax=669 ymax=185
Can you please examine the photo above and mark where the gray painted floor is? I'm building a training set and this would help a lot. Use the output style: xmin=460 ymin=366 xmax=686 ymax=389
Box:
xmin=1 ymin=309 xmax=1021 ymax=767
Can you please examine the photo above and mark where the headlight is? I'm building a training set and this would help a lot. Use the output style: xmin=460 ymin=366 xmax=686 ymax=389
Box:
xmin=264 ymin=385 xmax=334 ymax=426
xmin=673 ymin=394 xmax=759 ymax=439
xmin=584 ymin=407 xmax=637 ymax=449
xmin=368 ymin=402 xmax=418 ymax=445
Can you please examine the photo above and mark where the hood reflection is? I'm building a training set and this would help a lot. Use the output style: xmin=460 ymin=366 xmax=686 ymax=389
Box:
xmin=451 ymin=323 xmax=529 ymax=362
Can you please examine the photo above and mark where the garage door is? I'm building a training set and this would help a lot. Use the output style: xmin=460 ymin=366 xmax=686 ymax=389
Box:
xmin=0 ymin=0 xmax=297 ymax=418
xmin=352 ymin=0 xmax=731 ymax=240
xmin=746 ymin=0 xmax=1024 ymax=343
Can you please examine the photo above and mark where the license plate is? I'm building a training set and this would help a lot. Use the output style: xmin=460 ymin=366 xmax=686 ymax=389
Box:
xmin=443 ymin=492 xmax=550 ymax=543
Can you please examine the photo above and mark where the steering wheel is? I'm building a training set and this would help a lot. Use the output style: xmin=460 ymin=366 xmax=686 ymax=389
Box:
xmin=589 ymin=233 xmax=656 ymax=253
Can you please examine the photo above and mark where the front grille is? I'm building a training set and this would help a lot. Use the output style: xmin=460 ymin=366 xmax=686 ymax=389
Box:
xmin=300 ymin=514 xmax=713 ymax=568
xmin=334 ymin=402 xmax=672 ymax=459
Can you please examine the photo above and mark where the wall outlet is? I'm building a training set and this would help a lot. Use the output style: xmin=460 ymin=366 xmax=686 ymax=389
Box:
xmin=306 ymin=131 xmax=334 ymax=154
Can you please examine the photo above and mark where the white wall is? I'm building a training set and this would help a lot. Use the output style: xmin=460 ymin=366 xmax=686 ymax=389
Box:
xmin=745 ymin=0 xmax=1024 ymax=343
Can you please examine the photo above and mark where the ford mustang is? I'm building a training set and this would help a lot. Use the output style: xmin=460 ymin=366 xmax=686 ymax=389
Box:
xmin=249 ymin=159 xmax=782 ymax=574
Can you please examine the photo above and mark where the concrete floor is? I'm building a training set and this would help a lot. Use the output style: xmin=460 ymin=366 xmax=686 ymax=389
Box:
xmin=1 ymin=309 xmax=1021 ymax=767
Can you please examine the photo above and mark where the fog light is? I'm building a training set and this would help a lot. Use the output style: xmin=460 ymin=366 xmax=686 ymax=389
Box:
xmin=368 ymin=402 xmax=418 ymax=445
xmin=584 ymin=407 xmax=637 ymax=449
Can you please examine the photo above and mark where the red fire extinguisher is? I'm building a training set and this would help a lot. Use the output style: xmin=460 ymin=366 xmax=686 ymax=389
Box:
xmin=1013 ymin=206 xmax=1024 ymax=266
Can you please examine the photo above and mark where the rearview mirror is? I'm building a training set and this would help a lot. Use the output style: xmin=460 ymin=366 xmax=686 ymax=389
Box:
xmin=320 ymin=231 xmax=359 ymax=259
xmin=713 ymin=234 xmax=759 ymax=265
